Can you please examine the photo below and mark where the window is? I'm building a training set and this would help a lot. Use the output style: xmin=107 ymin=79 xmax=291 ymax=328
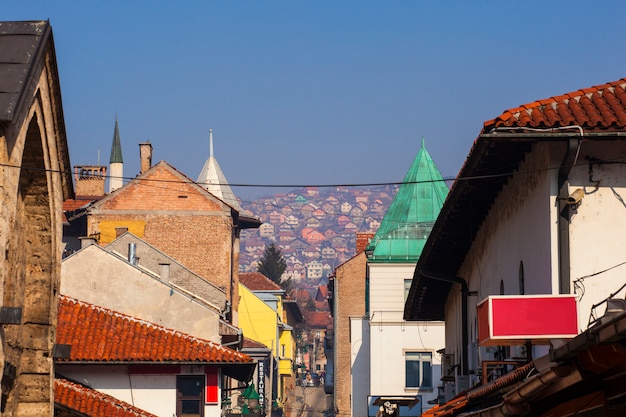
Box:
xmin=405 ymin=352 xmax=432 ymax=389
xmin=177 ymin=375 xmax=204 ymax=417
xmin=404 ymin=279 xmax=412 ymax=302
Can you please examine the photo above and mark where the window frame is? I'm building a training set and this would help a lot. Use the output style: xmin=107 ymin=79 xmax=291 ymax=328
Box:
xmin=404 ymin=351 xmax=433 ymax=390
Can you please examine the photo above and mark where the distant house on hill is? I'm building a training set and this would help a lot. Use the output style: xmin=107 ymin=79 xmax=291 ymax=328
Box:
xmin=337 ymin=215 xmax=350 ymax=227
xmin=304 ymin=187 xmax=319 ymax=196
xmin=285 ymin=214 xmax=299 ymax=226
xmin=322 ymin=202 xmax=336 ymax=215
xmin=300 ymin=203 xmax=316 ymax=219
xmin=269 ymin=210 xmax=285 ymax=224
xmin=354 ymin=193 xmax=369 ymax=204
xmin=305 ymin=217 xmax=322 ymax=229
xmin=279 ymin=231 xmax=296 ymax=243
xmin=321 ymin=246 xmax=337 ymax=260
xmin=306 ymin=260 xmax=324 ymax=280
xmin=340 ymin=202 xmax=352 ymax=214
xmin=259 ymin=223 xmax=275 ymax=238
xmin=324 ymin=229 xmax=338 ymax=239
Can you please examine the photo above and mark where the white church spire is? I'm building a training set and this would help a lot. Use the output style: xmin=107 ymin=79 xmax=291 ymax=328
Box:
xmin=196 ymin=129 xmax=242 ymax=211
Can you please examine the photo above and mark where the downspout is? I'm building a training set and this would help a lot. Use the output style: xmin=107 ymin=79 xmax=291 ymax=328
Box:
xmin=230 ymin=210 xmax=238 ymax=323
xmin=557 ymin=135 xmax=582 ymax=294
xmin=420 ymin=269 xmax=468 ymax=376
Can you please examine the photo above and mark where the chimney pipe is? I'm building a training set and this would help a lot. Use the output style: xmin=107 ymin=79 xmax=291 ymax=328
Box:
xmin=159 ymin=263 xmax=171 ymax=282
xmin=79 ymin=236 xmax=97 ymax=248
xmin=139 ymin=141 xmax=153 ymax=175
xmin=128 ymin=243 xmax=138 ymax=265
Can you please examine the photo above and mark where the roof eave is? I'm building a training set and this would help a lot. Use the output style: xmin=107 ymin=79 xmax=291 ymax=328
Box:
xmin=405 ymin=130 xmax=625 ymax=321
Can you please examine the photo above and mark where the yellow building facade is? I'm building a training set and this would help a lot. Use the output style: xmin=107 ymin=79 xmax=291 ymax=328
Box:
xmin=238 ymin=273 xmax=302 ymax=416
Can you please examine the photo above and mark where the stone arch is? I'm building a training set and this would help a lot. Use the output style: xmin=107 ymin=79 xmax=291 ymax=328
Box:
xmin=2 ymin=113 xmax=56 ymax=415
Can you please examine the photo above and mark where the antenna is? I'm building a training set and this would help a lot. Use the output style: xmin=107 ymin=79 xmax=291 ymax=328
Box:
xmin=210 ymin=128 xmax=214 ymax=158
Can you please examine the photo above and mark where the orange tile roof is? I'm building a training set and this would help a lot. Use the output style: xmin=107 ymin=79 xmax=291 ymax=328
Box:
xmin=55 ymin=378 xmax=158 ymax=417
xmin=303 ymin=311 xmax=332 ymax=329
xmin=57 ymin=295 xmax=252 ymax=364
xmin=484 ymin=78 xmax=626 ymax=132
xmin=239 ymin=272 xmax=281 ymax=291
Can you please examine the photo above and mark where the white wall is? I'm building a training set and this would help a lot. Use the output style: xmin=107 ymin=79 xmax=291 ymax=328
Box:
xmin=568 ymin=141 xmax=626 ymax=328
xmin=369 ymin=264 xmax=415 ymax=321
xmin=368 ymin=263 xmax=445 ymax=412
xmin=369 ymin=321 xmax=443 ymax=409
xmin=443 ymin=140 xmax=626 ymax=379
xmin=57 ymin=365 xmax=223 ymax=417
xmin=351 ymin=317 xmax=369 ymax=417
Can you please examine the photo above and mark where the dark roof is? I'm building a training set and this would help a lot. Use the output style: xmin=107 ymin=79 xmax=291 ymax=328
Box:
xmin=109 ymin=118 xmax=123 ymax=163
xmin=406 ymin=77 xmax=626 ymax=321
xmin=0 ymin=21 xmax=50 ymax=122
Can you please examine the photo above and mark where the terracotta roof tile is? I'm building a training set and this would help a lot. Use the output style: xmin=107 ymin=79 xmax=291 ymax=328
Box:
xmin=57 ymin=296 xmax=252 ymax=364
xmin=55 ymin=378 xmax=158 ymax=417
xmin=239 ymin=272 xmax=281 ymax=291
xmin=484 ymin=78 xmax=626 ymax=132
xmin=302 ymin=311 xmax=332 ymax=329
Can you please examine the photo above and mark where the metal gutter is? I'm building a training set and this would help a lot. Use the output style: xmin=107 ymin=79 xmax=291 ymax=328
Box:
xmin=420 ymin=269 xmax=468 ymax=376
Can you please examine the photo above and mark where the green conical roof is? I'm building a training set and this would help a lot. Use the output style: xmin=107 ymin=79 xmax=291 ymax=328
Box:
xmin=367 ymin=139 xmax=449 ymax=262
xmin=109 ymin=118 xmax=123 ymax=164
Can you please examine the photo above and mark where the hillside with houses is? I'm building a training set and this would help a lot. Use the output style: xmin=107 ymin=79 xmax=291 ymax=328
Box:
xmin=239 ymin=185 xmax=396 ymax=282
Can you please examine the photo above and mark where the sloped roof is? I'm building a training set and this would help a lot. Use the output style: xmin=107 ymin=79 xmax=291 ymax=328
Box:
xmin=197 ymin=129 xmax=242 ymax=211
xmin=406 ymin=77 xmax=626 ymax=321
xmin=55 ymin=378 xmax=157 ymax=417
xmin=367 ymin=139 xmax=449 ymax=262
xmin=303 ymin=311 xmax=332 ymax=329
xmin=57 ymin=295 xmax=252 ymax=364
xmin=484 ymin=78 xmax=626 ymax=132
xmin=109 ymin=117 xmax=123 ymax=163
xmin=239 ymin=272 xmax=282 ymax=291
xmin=0 ymin=21 xmax=48 ymax=122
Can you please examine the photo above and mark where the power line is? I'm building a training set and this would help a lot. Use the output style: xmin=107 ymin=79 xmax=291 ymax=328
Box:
xmin=3 ymin=154 xmax=620 ymax=191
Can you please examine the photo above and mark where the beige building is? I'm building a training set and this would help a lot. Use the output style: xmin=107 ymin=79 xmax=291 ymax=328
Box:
xmin=0 ymin=21 xmax=73 ymax=416
xmin=86 ymin=159 xmax=260 ymax=322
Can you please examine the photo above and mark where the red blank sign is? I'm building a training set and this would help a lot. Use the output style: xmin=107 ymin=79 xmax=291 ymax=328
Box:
xmin=478 ymin=295 xmax=578 ymax=346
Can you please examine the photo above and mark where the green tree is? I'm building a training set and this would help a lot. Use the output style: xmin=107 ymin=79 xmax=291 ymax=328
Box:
xmin=257 ymin=243 xmax=287 ymax=286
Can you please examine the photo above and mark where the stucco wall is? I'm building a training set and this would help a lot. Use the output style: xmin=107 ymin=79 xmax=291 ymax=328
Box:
xmin=57 ymin=365 xmax=223 ymax=417
xmin=61 ymin=245 xmax=222 ymax=342
xmin=368 ymin=263 xmax=443 ymax=411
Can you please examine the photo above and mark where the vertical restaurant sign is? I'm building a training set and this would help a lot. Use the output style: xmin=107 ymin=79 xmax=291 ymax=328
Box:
xmin=258 ymin=359 xmax=266 ymax=416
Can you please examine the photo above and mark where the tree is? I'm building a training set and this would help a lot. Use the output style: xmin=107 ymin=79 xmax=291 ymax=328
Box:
xmin=257 ymin=243 xmax=287 ymax=286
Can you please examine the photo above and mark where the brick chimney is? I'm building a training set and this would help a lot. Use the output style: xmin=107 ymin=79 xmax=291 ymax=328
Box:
xmin=74 ymin=165 xmax=106 ymax=197
xmin=139 ymin=141 xmax=153 ymax=174
xmin=356 ymin=232 xmax=375 ymax=254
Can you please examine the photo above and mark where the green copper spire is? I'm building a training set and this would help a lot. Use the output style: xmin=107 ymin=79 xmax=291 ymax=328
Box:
xmin=367 ymin=139 xmax=449 ymax=262
xmin=109 ymin=116 xmax=123 ymax=164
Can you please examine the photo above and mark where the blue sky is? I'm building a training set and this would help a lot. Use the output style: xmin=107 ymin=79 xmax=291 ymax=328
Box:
xmin=4 ymin=1 xmax=626 ymax=200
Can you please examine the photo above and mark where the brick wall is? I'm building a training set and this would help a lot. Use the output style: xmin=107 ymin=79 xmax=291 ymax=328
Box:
xmin=333 ymin=252 xmax=367 ymax=417
xmin=88 ymin=162 xmax=241 ymax=316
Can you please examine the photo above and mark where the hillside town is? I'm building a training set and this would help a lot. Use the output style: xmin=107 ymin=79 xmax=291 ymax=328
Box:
xmin=3 ymin=19 xmax=626 ymax=417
